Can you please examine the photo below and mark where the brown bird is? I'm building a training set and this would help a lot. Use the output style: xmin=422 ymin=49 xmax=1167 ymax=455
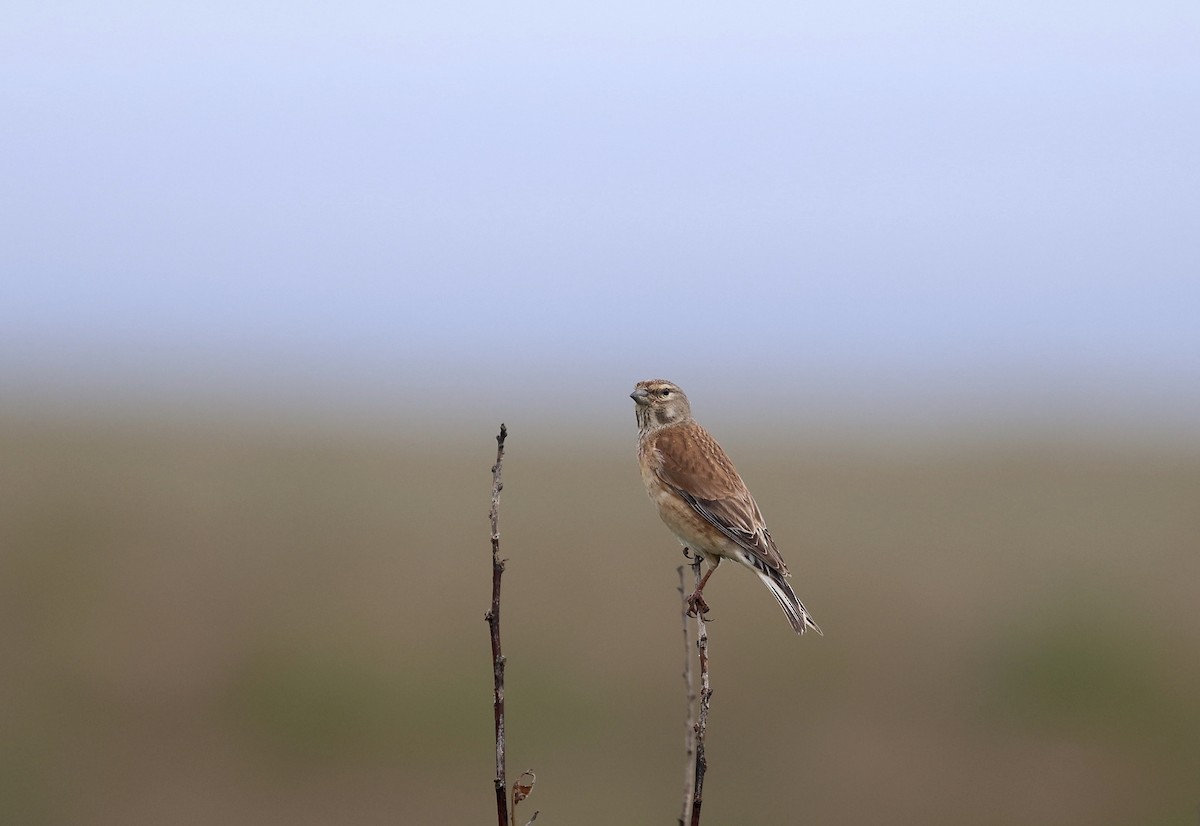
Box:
xmin=631 ymin=379 xmax=822 ymax=635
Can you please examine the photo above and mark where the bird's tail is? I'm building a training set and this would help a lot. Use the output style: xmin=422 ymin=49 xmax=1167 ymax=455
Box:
xmin=757 ymin=568 xmax=823 ymax=636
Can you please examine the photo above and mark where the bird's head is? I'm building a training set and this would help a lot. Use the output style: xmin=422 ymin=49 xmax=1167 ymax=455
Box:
xmin=630 ymin=379 xmax=692 ymax=431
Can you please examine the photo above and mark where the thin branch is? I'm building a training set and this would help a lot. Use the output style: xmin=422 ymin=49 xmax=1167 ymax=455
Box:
xmin=485 ymin=424 xmax=509 ymax=826
xmin=689 ymin=555 xmax=712 ymax=826
xmin=678 ymin=564 xmax=696 ymax=826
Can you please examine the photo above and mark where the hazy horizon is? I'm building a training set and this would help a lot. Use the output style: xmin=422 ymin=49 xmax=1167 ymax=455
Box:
xmin=4 ymin=0 xmax=1198 ymax=435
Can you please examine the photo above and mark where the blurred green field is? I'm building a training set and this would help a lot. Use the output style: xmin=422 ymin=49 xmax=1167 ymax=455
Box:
xmin=1 ymin=405 xmax=1197 ymax=825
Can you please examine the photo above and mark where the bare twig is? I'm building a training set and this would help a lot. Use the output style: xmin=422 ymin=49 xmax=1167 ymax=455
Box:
xmin=678 ymin=564 xmax=696 ymax=826
xmin=689 ymin=555 xmax=712 ymax=826
xmin=485 ymin=424 xmax=509 ymax=826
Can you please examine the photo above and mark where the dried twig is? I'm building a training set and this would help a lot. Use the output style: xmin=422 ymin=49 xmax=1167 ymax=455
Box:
xmin=485 ymin=424 xmax=509 ymax=826
xmin=678 ymin=564 xmax=696 ymax=826
xmin=689 ymin=554 xmax=712 ymax=826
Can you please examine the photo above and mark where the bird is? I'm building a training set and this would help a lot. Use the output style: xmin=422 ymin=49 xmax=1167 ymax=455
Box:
xmin=631 ymin=379 xmax=822 ymax=635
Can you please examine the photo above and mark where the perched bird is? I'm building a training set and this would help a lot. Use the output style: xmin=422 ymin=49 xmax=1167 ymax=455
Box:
xmin=631 ymin=379 xmax=822 ymax=635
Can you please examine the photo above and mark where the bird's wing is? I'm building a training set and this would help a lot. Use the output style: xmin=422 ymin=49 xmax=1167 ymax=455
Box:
xmin=650 ymin=422 xmax=790 ymax=575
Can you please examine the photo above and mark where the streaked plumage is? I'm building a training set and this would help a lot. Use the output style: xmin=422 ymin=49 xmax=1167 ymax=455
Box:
xmin=631 ymin=379 xmax=822 ymax=635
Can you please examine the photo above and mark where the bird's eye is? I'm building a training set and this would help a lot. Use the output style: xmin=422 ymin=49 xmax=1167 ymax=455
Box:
xmin=660 ymin=389 xmax=671 ymax=397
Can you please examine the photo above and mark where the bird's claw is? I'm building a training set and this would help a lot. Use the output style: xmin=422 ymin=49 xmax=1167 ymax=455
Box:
xmin=685 ymin=591 xmax=712 ymax=620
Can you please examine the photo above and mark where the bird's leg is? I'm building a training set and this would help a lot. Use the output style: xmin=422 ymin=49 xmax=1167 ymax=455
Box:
xmin=681 ymin=546 xmax=695 ymax=562
xmin=686 ymin=556 xmax=721 ymax=618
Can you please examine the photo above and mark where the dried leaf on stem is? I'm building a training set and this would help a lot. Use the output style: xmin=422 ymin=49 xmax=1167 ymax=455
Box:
xmin=511 ymin=770 xmax=537 ymax=826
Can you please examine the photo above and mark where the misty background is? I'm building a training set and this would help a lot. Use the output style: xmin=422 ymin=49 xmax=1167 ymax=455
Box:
xmin=2 ymin=1 xmax=1198 ymax=824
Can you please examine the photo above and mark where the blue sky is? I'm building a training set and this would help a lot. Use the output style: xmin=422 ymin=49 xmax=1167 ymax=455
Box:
xmin=3 ymin=1 xmax=1198 ymax=427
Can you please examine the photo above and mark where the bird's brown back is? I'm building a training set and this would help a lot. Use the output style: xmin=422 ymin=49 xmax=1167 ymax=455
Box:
xmin=642 ymin=420 xmax=789 ymax=575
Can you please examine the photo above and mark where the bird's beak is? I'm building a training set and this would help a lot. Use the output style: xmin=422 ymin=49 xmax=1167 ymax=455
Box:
xmin=630 ymin=387 xmax=650 ymax=404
